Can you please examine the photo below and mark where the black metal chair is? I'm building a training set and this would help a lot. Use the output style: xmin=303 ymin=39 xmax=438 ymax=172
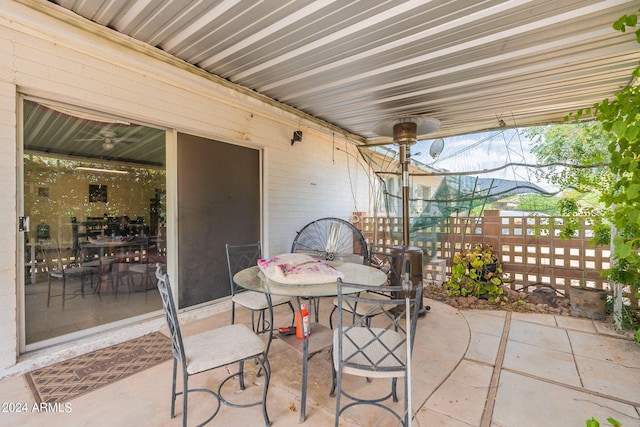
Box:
xmin=127 ymin=236 xmax=151 ymax=289
xmin=155 ymin=264 xmax=271 ymax=427
xmin=40 ymin=241 xmax=98 ymax=308
xmin=225 ymin=242 xmax=295 ymax=335
xmin=329 ymin=244 xmax=406 ymax=328
xmin=330 ymin=277 xmax=423 ymax=427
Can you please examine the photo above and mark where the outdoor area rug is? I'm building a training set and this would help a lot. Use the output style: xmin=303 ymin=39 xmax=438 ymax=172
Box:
xmin=25 ymin=332 xmax=172 ymax=404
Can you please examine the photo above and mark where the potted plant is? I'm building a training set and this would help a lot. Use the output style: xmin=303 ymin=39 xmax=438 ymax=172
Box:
xmin=444 ymin=244 xmax=506 ymax=302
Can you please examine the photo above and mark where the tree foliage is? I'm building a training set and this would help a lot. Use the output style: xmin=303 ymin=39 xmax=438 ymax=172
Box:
xmin=569 ymin=9 xmax=640 ymax=295
xmin=522 ymin=122 xmax=611 ymax=239
xmin=524 ymin=122 xmax=612 ymax=195
xmin=593 ymin=13 xmax=640 ymax=290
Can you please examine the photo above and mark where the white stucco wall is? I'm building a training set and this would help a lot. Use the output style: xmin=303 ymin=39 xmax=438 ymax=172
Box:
xmin=0 ymin=1 xmax=373 ymax=370
xmin=0 ymin=81 xmax=18 ymax=369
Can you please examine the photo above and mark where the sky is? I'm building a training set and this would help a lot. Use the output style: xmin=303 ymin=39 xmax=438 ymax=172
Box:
xmin=413 ymin=128 xmax=557 ymax=193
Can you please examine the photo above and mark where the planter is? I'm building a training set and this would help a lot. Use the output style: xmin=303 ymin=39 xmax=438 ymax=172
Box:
xmin=569 ymin=286 xmax=607 ymax=320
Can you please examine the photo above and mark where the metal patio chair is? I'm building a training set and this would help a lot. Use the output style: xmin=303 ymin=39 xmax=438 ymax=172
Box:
xmin=329 ymin=244 xmax=406 ymax=329
xmin=155 ymin=264 xmax=271 ymax=427
xmin=226 ymin=242 xmax=295 ymax=335
xmin=330 ymin=277 xmax=423 ymax=427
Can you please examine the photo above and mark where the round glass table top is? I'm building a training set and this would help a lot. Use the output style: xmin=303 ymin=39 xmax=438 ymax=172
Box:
xmin=233 ymin=261 xmax=388 ymax=298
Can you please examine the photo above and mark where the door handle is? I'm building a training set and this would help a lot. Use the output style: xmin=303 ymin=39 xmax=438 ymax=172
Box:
xmin=19 ymin=216 xmax=29 ymax=232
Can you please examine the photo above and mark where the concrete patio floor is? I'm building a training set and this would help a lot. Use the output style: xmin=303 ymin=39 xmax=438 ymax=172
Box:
xmin=0 ymin=298 xmax=638 ymax=426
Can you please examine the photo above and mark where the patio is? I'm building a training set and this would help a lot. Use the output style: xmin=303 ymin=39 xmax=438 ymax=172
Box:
xmin=0 ymin=296 xmax=638 ymax=426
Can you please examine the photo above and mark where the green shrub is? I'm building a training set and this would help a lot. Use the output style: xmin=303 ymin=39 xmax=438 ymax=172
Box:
xmin=444 ymin=244 xmax=506 ymax=302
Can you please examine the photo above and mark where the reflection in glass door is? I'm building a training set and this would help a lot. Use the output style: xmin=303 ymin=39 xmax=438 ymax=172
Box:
xmin=22 ymin=99 xmax=166 ymax=346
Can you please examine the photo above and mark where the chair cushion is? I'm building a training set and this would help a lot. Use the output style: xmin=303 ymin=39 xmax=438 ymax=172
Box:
xmin=81 ymin=260 xmax=102 ymax=268
xmin=128 ymin=264 xmax=150 ymax=274
xmin=333 ymin=327 xmax=406 ymax=379
xmin=184 ymin=323 xmax=265 ymax=375
xmin=233 ymin=290 xmax=290 ymax=310
xmin=64 ymin=266 xmax=97 ymax=276
xmin=332 ymin=292 xmax=396 ymax=317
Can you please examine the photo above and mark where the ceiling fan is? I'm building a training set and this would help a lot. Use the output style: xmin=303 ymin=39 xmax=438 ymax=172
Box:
xmin=75 ymin=129 xmax=138 ymax=150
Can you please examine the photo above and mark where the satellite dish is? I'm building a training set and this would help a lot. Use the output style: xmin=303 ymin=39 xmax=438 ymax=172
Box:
xmin=429 ymin=138 xmax=445 ymax=159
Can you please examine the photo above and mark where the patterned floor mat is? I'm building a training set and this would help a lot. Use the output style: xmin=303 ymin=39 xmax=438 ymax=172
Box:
xmin=25 ymin=332 xmax=172 ymax=404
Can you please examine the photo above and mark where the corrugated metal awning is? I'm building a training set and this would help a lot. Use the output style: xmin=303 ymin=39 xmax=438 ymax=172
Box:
xmin=46 ymin=0 xmax=640 ymax=141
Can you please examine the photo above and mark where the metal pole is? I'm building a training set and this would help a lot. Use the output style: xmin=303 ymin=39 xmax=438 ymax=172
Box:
xmin=393 ymin=122 xmax=416 ymax=247
xmin=400 ymin=143 xmax=410 ymax=246
xmin=611 ymin=220 xmax=623 ymax=330
xmin=404 ymin=272 xmax=412 ymax=427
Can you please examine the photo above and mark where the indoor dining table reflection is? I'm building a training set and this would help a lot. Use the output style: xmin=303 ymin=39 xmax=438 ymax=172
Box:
xmin=82 ymin=236 xmax=148 ymax=293
xmin=233 ymin=260 xmax=387 ymax=422
xmin=84 ymin=235 xmax=147 ymax=259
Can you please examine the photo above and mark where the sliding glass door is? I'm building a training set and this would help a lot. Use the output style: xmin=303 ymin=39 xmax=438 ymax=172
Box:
xmin=21 ymin=98 xmax=166 ymax=347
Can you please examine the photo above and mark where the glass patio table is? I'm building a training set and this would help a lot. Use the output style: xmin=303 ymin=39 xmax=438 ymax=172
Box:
xmin=233 ymin=260 xmax=387 ymax=422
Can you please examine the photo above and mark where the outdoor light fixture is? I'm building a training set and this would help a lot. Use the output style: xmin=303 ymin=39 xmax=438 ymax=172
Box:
xmin=291 ymin=130 xmax=303 ymax=145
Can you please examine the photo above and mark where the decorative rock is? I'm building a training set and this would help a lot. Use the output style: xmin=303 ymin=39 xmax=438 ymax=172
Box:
xmin=422 ymin=282 xmax=582 ymax=318
xmin=532 ymin=287 xmax=557 ymax=306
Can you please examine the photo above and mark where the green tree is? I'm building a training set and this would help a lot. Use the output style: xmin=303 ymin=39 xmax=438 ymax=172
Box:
xmin=524 ymin=122 xmax=612 ymax=198
xmin=522 ymin=123 xmax=612 ymax=240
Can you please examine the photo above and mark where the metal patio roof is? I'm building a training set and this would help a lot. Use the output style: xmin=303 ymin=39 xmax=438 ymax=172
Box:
xmin=44 ymin=0 xmax=640 ymax=142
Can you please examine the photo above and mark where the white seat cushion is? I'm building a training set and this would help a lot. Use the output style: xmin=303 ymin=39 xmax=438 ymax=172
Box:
xmin=58 ymin=266 xmax=97 ymax=277
xmin=333 ymin=327 xmax=406 ymax=379
xmin=233 ymin=290 xmax=290 ymax=310
xmin=184 ymin=323 xmax=265 ymax=375
xmin=81 ymin=260 xmax=102 ymax=268
xmin=128 ymin=264 xmax=150 ymax=274
xmin=332 ymin=292 xmax=396 ymax=317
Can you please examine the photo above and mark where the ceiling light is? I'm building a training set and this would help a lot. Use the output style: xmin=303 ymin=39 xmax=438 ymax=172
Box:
xmin=76 ymin=167 xmax=129 ymax=174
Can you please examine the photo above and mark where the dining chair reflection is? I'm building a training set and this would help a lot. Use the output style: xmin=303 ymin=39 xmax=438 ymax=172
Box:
xmin=40 ymin=240 xmax=98 ymax=308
